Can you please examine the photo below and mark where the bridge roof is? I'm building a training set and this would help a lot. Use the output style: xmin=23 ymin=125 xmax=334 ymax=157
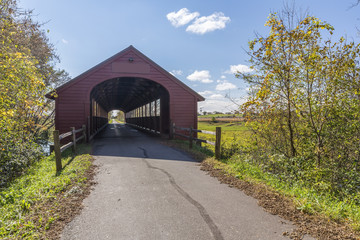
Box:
xmin=47 ymin=45 xmax=204 ymax=102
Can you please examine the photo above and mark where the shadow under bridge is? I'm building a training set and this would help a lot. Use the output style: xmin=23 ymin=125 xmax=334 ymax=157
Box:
xmin=89 ymin=77 xmax=170 ymax=140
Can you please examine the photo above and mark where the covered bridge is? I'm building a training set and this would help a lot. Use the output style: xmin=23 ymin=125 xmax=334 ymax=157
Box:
xmin=47 ymin=45 xmax=204 ymax=140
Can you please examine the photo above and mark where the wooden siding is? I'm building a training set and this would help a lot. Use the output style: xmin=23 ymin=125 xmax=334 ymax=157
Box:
xmin=54 ymin=46 xmax=203 ymax=136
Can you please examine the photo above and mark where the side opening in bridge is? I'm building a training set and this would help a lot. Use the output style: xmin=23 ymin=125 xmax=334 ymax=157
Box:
xmin=89 ymin=77 xmax=170 ymax=137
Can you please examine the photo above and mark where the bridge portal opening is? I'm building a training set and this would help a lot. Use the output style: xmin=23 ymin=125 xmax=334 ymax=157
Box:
xmin=89 ymin=77 xmax=170 ymax=137
xmin=108 ymin=110 xmax=125 ymax=123
xmin=48 ymin=46 xmax=203 ymax=142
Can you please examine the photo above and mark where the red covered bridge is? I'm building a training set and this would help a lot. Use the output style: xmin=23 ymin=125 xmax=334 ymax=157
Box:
xmin=47 ymin=45 xmax=204 ymax=140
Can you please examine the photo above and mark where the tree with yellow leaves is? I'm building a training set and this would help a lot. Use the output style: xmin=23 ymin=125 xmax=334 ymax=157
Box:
xmin=240 ymin=7 xmax=360 ymax=196
xmin=0 ymin=0 xmax=68 ymax=185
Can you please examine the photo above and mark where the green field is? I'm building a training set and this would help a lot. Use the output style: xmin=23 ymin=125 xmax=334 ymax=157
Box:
xmin=197 ymin=120 xmax=250 ymax=158
xmin=198 ymin=121 xmax=248 ymax=132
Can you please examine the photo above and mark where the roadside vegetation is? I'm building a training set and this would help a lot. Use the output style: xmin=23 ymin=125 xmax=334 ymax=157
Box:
xmin=0 ymin=144 xmax=94 ymax=239
xmin=176 ymin=118 xmax=360 ymax=238
xmin=238 ymin=6 xmax=360 ymax=231
xmin=0 ymin=1 xmax=93 ymax=238
xmin=0 ymin=0 xmax=70 ymax=186
xmin=182 ymin=6 xmax=360 ymax=238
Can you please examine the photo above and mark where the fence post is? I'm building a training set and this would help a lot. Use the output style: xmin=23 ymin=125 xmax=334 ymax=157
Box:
xmin=189 ymin=126 xmax=193 ymax=149
xmin=71 ymin=127 xmax=76 ymax=152
xmin=82 ymin=124 xmax=87 ymax=143
xmin=53 ymin=130 xmax=62 ymax=172
xmin=215 ymin=127 xmax=221 ymax=159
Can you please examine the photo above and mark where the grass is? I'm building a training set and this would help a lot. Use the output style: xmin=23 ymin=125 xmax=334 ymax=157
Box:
xmin=196 ymin=120 xmax=250 ymax=156
xmin=198 ymin=121 xmax=248 ymax=131
xmin=0 ymin=144 xmax=93 ymax=239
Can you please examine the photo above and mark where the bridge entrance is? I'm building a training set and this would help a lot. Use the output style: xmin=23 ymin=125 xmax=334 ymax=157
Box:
xmin=47 ymin=45 xmax=204 ymax=141
xmin=89 ymin=77 xmax=169 ymax=137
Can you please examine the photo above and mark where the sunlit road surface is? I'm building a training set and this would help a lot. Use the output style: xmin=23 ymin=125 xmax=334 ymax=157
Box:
xmin=61 ymin=124 xmax=303 ymax=240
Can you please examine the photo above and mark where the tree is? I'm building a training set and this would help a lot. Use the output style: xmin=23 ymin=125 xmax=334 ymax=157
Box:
xmin=0 ymin=0 xmax=69 ymax=185
xmin=239 ymin=7 xmax=360 ymax=193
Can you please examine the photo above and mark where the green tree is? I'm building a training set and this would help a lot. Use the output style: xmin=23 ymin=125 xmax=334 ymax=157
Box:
xmin=240 ymin=8 xmax=360 ymax=195
xmin=0 ymin=0 xmax=69 ymax=185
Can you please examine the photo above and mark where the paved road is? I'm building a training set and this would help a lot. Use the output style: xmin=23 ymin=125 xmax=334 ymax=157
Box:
xmin=61 ymin=124 xmax=297 ymax=240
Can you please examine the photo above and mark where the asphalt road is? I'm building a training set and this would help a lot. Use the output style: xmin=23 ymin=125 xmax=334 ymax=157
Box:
xmin=61 ymin=124 xmax=298 ymax=240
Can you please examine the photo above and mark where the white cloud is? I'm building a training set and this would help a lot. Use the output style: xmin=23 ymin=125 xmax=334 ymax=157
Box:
xmin=198 ymin=90 xmax=247 ymax=112
xmin=226 ymin=64 xmax=253 ymax=74
xmin=216 ymin=81 xmax=237 ymax=91
xmin=198 ymin=90 xmax=213 ymax=96
xmin=220 ymin=75 xmax=226 ymax=79
xmin=62 ymin=39 xmax=69 ymax=44
xmin=166 ymin=8 xmax=200 ymax=27
xmin=186 ymin=12 xmax=230 ymax=35
xmin=170 ymin=70 xmax=183 ymax=76
xmin=209 ymin=94 xmax=223 ymax=99
xmin=186 ymin=70 xmax=213 ymax=83
xmin=198 ymin=98 xmax=243 ymax=112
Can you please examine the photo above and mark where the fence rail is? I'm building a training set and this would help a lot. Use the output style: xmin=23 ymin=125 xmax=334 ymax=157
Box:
xmin=169 ymin=123 xmax=221 ymax=159
xmin=53 ymin=125 xmax=87 ymax=172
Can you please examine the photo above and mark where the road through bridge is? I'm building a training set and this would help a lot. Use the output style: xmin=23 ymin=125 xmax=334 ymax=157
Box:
xmin=60 ymin=124 xmax=300 ymax=240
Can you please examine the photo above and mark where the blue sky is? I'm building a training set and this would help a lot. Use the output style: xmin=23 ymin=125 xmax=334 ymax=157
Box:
xmin=19 ymin=0 xmax=359 ymax=113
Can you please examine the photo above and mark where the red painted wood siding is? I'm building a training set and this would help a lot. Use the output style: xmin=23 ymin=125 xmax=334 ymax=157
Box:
xmin=54 ymin=46 xmax=202 ymax=136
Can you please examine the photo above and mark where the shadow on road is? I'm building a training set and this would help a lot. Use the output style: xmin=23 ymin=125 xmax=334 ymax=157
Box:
xmin=91 ymin=124 xmax=197 ymax=162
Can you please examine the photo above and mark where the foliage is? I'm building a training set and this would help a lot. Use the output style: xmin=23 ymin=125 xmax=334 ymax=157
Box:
xmin=0 ymin=144 xmax=92 ymax=239
xmin=192 ymin=7 xmax=360 ymax=232
xmin=108 ymin=110 xmax=125 ymax=123
xmin=0 ymin=0 xmax=69 ymax=185
xmin=238 ymin=8 xmax=360 ymax=200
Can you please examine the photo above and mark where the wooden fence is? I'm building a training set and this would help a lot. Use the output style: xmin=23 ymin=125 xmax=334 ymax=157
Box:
xmin=169 ymin=123 xmax=221 ymax=159
xmin=53 ymin=125 xmax=87 ymax=172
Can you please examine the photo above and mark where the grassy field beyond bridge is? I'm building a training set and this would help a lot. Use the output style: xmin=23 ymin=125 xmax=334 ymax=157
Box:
xmin=197 ymin=117 xmax=249 ymax=159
